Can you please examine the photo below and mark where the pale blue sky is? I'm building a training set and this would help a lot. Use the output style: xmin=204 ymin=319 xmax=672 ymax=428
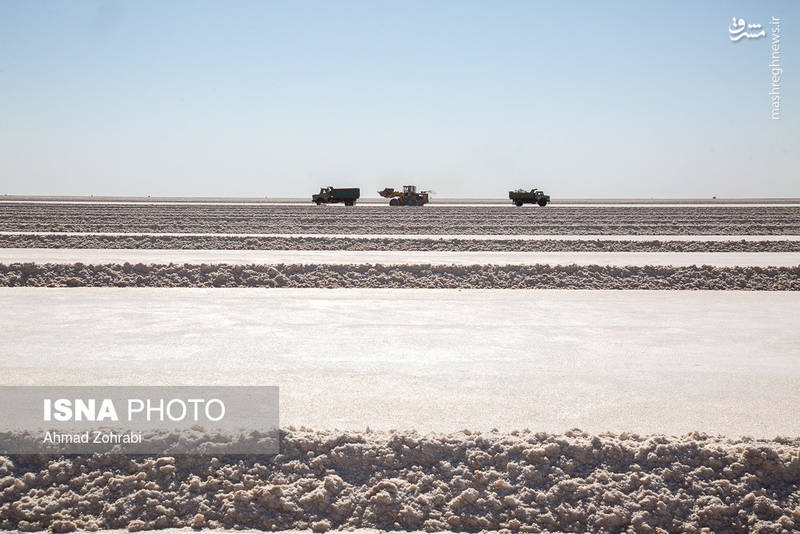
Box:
xmin=1 ymin=1 xmax=797 ymax=198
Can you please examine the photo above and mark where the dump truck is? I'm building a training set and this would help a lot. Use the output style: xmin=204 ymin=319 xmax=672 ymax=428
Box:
xmin=509 ymin=188 xmax=550 ymax=207
xmin=312 ymin=187 xmax=360 ymax=206
xmin=378 ymin=185 xmax=430 ymax=206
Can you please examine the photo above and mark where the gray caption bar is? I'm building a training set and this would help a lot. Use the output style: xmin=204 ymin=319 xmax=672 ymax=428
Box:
xmin=0 ymin=386 xmax=279 ymax=454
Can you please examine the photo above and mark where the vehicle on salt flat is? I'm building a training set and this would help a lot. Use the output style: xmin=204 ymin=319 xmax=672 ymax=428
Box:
xmin=312 ymin=187 xmax=360 ymax=206
xmin=509 ymin=188 xmax=550 ymax=207
xmin=378 ymin=185 xmax=431 ymax=206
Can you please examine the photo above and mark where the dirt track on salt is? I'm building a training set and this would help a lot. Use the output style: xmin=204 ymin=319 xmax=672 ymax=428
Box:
xmin=2 ymin=430 xmax=799 ymax=533
xmin=2 ymin=203 xmax=799 ymax=234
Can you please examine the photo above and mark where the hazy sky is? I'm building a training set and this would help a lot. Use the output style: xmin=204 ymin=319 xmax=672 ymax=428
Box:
xmin=1 ymin=1 xmax=797 ymax=198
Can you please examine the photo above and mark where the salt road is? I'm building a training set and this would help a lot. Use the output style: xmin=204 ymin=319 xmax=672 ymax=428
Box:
xmin=1 ymin=288 xmax=797 ymax=437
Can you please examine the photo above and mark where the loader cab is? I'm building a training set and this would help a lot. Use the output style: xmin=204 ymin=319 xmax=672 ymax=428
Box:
xmin=403 ymin=185 xmax=417 ymax=194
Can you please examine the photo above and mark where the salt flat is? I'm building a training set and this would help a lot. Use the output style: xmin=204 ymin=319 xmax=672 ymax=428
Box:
xmin=6 ymin=203 xmax=796 ymax=236
xmin=1 ymin=247 xmax=799 ymax=266
xmin=4 ymin=231 xmax=799 ymax=241
xmin=1 ymin=288 xmax=797 ymax=437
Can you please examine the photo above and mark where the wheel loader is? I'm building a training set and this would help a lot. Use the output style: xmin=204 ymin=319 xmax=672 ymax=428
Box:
xmin=378 ymin=185 xmax=430 ymax=206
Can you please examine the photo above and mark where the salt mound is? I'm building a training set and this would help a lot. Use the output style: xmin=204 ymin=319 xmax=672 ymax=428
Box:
xmin=3 ymin=234 xmax=800 ymax=252
xmin=2 ymin=203 xmax=799 ymax=235
xmin=1 ymin=429 xmax=798 ymax=532
xmin=1 ymin=262 xmax=798 ymax=290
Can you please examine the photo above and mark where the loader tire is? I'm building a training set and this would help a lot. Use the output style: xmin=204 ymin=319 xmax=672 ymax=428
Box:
xmin=389 ymin=198 xmax=399 ymax=206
